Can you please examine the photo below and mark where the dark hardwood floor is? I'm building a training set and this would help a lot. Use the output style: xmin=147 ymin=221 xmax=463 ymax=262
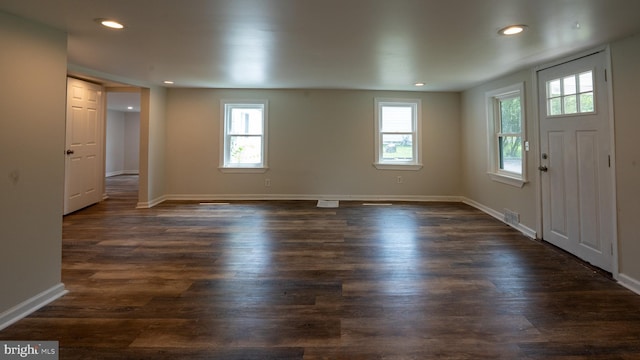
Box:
xmin=2 ymin=175 xmax=640 ymax=359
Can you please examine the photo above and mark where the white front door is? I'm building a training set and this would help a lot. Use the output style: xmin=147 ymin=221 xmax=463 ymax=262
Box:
xmin=537 ymin=51 xmax=614 ymax=272
xmin=64 ymin=78 xmax=104 ymax=214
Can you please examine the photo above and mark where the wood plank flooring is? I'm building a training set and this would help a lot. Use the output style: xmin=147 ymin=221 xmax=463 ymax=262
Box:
xmin=2 ymin=175 xmax=640 ymax=359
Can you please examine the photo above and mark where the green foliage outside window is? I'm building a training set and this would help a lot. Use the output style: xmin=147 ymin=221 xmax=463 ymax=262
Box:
xmin=499 ymin=97 xmax=522 ymax=172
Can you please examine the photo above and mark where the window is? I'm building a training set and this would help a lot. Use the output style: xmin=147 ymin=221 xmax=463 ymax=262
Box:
xmin=220 ymin=100 xmax=268 ymax=172
xmin=486 ymin=83 xmax=526 ymax=187
xmin=374 ymin=98 xmax=422 ymax=170
xmin=546 ymin=70 xmax=594 ymax=116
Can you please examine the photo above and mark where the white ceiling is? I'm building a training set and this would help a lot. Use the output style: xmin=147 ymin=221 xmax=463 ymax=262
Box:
xmin=2 ymin=0 xmax=640 ymax=91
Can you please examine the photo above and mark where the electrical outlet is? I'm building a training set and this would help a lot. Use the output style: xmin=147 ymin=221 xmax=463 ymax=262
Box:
xmin=265 ymin=179 xmax=271 ymax=187
xmin=396 ymin=176 xmax=403 ymax=184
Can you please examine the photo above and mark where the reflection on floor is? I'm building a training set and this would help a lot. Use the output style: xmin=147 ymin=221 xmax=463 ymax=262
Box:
xmin=2 ymin=175 xmax=639 ymax=359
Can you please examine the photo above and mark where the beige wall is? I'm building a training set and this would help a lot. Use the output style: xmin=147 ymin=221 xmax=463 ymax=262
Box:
xmin=106 ymin=110 xmax=125 ymax=175
xmin=105 ymin=110 xmax=140 ymax=176
xmin=610 ymin=34 xmax=640 ymax=284
xmin=138 ymin=87 xmax=168 ymax=207
xmin=460 ymin=70 xmax=538 ymax=231
xmin=124 ymin=112 xmax=140 ymax=173
xmin=0 ymin=12 xmax=67 ymax=315
xmin=165 ymin=89 xmax=461 ymax=199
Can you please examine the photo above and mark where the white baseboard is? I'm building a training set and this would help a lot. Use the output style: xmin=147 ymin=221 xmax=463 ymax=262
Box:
xmin=138 ymin=193 xmax=532 ymax=240
xmin=0 ymin=283 xmax=67 ymax=331
xmin=617 ymin=273 xmax=640 ymax=295
xmin=106 ymin=170 xmax=124 ymax=177
xmin=164 ymin=193 xmax=465 ymax=203
xmin=137 ymin=195 xmax=168 ymax=209
xmin=462 ymin=198 xmax=537 ymax=239
xmin=106 ymin=170 xmax=139 ymax=177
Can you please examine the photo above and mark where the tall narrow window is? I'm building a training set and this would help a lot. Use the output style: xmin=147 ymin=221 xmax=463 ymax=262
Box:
xmin=486 ymin=83 xmax=527 ymax=187
xmin=220 ymin=100 xmax=268 ymax=171
xmin=374 ymin=98 xmax=422 ymax=170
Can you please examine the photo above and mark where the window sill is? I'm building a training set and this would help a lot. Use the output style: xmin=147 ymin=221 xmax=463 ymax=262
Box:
xmin=488 ymin=172 xmax=527 ymax=188
xmin=373 ymin=163 xmax=423 ymax=171
xmin=219 ymin=167 xmax=269 ymax=174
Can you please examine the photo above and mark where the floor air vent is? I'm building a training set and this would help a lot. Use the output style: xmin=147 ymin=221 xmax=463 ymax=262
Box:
xmin=317 ymin=200 xmax=339 ymax=208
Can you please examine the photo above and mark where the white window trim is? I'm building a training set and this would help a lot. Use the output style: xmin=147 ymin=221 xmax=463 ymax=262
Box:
xmin=485 ymin=83 xmax=527 ymax=187
xmin=219 ymin=99 xmax=269 ymax=173
xmin=373 ymin=98 xmax=423 ymax=171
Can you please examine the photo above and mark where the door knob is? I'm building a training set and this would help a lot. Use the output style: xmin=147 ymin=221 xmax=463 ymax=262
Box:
xmin=66 ymin=149 xmax=74 ymax=155
xmin=538 ymin=165 xmax=548 ymax=172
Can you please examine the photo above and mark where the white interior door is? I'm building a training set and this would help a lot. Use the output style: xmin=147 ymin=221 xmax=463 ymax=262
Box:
xmin=64 ymin=78 xmax=104 ymax=214
xmin=538 ymin=51 xmax=614 ymax=272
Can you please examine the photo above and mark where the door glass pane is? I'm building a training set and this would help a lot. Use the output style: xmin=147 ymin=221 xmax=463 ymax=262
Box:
xmin=546 ymin=70 xmax=596 ymax=116
xmin=548 ymin=98 xmax=562 ymax=116
xmin=548 ymin=79 xmax=561 ymax=97
xmin=498 ymin=135 xmax=522 ymax=174
xmin=564 ymin=95 xmax=577 ymax=114
xmin=579 ymin=71 xmax=593 ymax=93
xmin=229 ymin=136 xmax=262 ymax=164
xmin=382 ymin=134 xmax=413 ymax=161
xmin=563 ymin=76 xmax=577 ymax=95
xmin=580 ymin=93 xmax=594 ymax=112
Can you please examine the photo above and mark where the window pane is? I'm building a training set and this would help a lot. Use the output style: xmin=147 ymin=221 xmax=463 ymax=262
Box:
xmin=546 ymin=72 xmax=595 ymax=116
xmin=563 ymin=76 xmax=577 ymax=95
xmin=381 ymin=106 xmax=413 ymax=132
xmin=382 ymin=134 xmax=413 ymax=161
xmin=230 ymin=108 xmax=263 ymax=135
xmin=548 ymin=97 xmax=562 ymax=116
xmin=548 ymin=79 xmax=561 ymax=97
xmin=564 ymin=95 xmax=577 ymax=114
xmin=579 ymin=71 xmax=593 ymax=93
xmin=500 ymin=97 xmax=521 ymax=133
xmin=499 ymin=135 xmax=522 ymax=174
xmin=580 ymin=92 xmax=594 ymax=112
xmin=229 ymin=136 xmax=262 ymax=164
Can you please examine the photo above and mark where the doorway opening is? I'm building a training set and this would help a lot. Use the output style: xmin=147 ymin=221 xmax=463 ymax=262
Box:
xmin=105 ymin=90 xmax=141 ymax=202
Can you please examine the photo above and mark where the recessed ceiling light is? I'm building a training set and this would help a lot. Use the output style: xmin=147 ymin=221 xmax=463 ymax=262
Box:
xmin=96 ymin=18 xmax=124 ymax=29
xmin=414 ymin=82 xmax=426 ymax=87
xmin=163 ymin=80 xmax=174 ymax=85
xmin=127 ymin=106 xmax=133 ymax=110
xmin=498 ymin=25 xmax=526 ymax=36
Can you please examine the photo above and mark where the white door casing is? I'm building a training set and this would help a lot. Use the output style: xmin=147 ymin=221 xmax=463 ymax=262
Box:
xmin=64 ymin=78 xmax=104 ymax=214
xmin=538 ymin=51 xmax=614 ymax=272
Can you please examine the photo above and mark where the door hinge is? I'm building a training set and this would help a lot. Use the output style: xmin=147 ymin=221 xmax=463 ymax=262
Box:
xmin=608 ymin=155 xmax=611 ymax=168
xmin=604 ymin=69 xmax=608 ymax=82
xmin=611 ymin=243 xmax=614 ymax=255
